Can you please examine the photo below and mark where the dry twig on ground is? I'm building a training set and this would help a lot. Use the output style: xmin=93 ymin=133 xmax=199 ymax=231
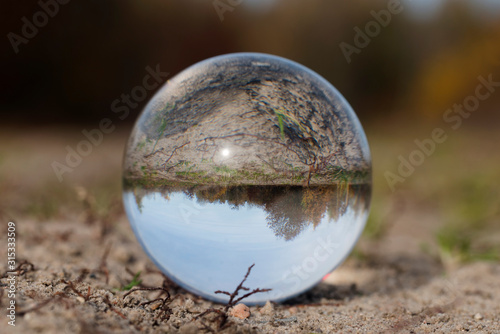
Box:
xmin=63 ymin=280 xmax=93 ymax=301
xmin=96 ymin=243 xmax=112 ymax=284
xmin=196 ymin=263 xmax=271 ymax=330
xmin=124 ymin=286 xmax=176 ymax=322
xmin=1 ymin=260 xmax=35 ymax=278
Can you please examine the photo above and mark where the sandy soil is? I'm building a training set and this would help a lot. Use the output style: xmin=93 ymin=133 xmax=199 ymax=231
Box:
xmin=1 ymin=125 xmax=499 ymax=333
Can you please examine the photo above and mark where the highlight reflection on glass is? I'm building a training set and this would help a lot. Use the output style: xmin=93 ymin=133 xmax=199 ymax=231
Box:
xmin=122 ymin=53 xmax=372 ymax=304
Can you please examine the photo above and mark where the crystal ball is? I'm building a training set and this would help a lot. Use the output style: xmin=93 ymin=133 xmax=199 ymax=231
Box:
xmin=122 ymin=53 xmax=371 ymax=304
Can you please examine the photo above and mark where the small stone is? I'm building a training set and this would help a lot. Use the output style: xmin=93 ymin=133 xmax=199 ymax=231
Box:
xmin=259 ymin=301 xmax=274 ymax=315
xmin=474 ymin=313 xmax=483 ymax=320
xmin=184 ymin=298 xmax=195 ymax=311
xmin=230 ymin=303 xmax=251 ymax=319
xmin=288 ymin=307 xmax=298 ymax=314
xmin=76 ymin=296 xmax=85 ymax=304
xmin=419 ymin=322 xmax=431 ymax=333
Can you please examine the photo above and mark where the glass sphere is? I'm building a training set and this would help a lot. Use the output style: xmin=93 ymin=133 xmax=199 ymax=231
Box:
xmin=123 ymin=53 xmax=371 ymax=304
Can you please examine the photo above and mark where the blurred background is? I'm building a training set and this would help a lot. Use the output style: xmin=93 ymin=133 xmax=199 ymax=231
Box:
xmin=3 ymin=0 xmax=500 ymax=123
xmin=1 ymin=0 xmax=499 ymax=264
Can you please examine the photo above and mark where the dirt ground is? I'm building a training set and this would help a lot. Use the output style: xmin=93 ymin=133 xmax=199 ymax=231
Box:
xmin=0 ymin=123 xmax=499 ymax=333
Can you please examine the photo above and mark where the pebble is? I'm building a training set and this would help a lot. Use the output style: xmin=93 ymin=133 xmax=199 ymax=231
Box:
xmin=184 ymin=298 xmax=195 ymax=312
xmin=230 ymin=303 xmax=251 ymax=319
xmin=259 ymin=301 xmax=274 ymax=315
xmin=474 ymin=313 xmax=484 ymax=320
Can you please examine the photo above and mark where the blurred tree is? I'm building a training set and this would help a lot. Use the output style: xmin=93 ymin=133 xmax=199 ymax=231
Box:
xmin=410 ymin=1 xmax=500 ymax=118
